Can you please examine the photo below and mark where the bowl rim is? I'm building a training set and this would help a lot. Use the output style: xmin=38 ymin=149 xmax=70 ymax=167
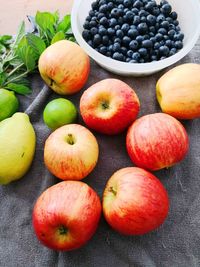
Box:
xmin=71 ymin=0 xmax=200 ymax=74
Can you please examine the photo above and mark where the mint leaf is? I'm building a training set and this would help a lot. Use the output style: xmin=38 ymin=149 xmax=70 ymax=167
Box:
xmin=6 ymin=83 xmax=31 ymax=95
xmin=0 ymin=72 xmax=6 ymax=85
xmin=0 ymin=35 xmax=13 ymax=46
xmin=0 ymin=44 xmax=6 ymax=54
xmin=26 ymin=33 xmax=46 ymax=56
xmin=57 ymin=14 xmax=71 ymax=32
xmin=16 ymin=36 xmax=37 ymax=71
xmin=12 ymin=21 xmax=26 ymax=49
xmin=35 ymin=11 xmax=57 ymax=36
xmin=51 ymin=31 xmax=65 ymax=44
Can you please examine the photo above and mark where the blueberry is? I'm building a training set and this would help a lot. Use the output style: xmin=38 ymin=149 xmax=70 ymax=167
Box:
xmin=155 ymin=33 xmax=163 ymax=41
xmin=161 ymin=4 xmax=172 ymax=15
xmin=118 ymin=4 xmax=124 ymax=9
xmin=99 ymin=4 xmax=108 ymax=13
xmin=158 ymin=28 xmax=167 ymax=35
xmin=146 ymin=15 xmax=156 ymax=26
xmin=116 ymin=29 xmax=124 ymax=38
xmin=87 ymin=40 xmax=94 ymax=48
xmin=151 ymin=55 xmax=158 ymax=61
xmin=129 ymin=40 xmax=139 ymax=50
xmin=145 ymin=2 xmax=155 ymax=12
xmin=133 ymin=16 xmax=140 ymax=25
xmin=86 ymin=15 xmax=91 ymax=22
xmin=89 ymin=20 xmax=97 ymax=27
xmin=98 ymin=27 xmax=107 ymax=36
xmin=97 ymin=13 xmax=105 ymax=20
xmin=116 ymin=0 xmax=123 ymax=4
xmin=140 ymin=16 xmax=147 ymax=23
xmin=139 ymin=10 xmax=148 ymax=17
xmin=159 ymin=45 xmax=169 ymax=56
xmin=166 ymin=17 xmax=173 ymax=24
xmin=108 ymin=44 xmax=113 ymax=52
xmin=83 ymin=21 xmax=90 ymax=30
xmin=176 ymin=26 xmax=181 ymax=32
xmin=121 ymin=23 xmax=130 ymax=33
xmin=122 ymin=36 xmax=131 ymax=46
xmin=160 ymin=56 xmax=167 ymax=60
xmin=132 ymin=8 xmax=139 ymax=14
xmin=113 ymin=52 xmax=124 ymax=61
xmin=168 ymin=29 xmax=176 ymax=39
xmin=132 ymin=52 xmax=140 ymax=61
xmin=107 ymin=28 xmax=115 ymax=36
xmin=173 ymin=20 xmax=179 ymax=26
xmin=150 ymin=36 xmax=156 ymax=43
xmin=124 ymin=8 xmax=129 ymax=13
xmin=154 ymin=42 xmax=160 ymax=49
xmin=82 ymin=30 xmax=91 ymax=41
xmin=93 ymin=34 xmax=102 ymax=46
xmin=176 ymin=33 xmax=184 ymax=41
xmin=102 ymin=35 xmax=109 ymax=45
xmin=99 ymin=0 xmax=106 ymax=5
xmin=89 ymin=10 xmax=95 ymax=17
xmin=152 ymin=7 xmax=160 ymax=16
xmin=143 ymin=34 xmax=150 ymax=40
xmin=130 ymin=59 xmax=138 ymax=63
xmin=128 ymin=29 xmax=139 ymax=38
xmin=121 ymin=46 xmax=128 ymax=55
xmin=127 ymin=50 xmax=133 ymax=57
xmin=149 ymin=26 xmax=156 ymax=34
xmin=91 ymin=1 xmax=98 ymax=10
xmin=136 ymin=35 xmax=144 ymax=43
xmin=170 ymin=11 xmax=178 ymax=20
xmin=123 ymin=0 xmax=132 ymax=7
xmin=115 ymin=25 xmax=121 ymax=30
xmin=157 ymin=14 xmax=166 ymax=23
xmin=175 ymin=41 xmax=183 ymax=49
xmin=114 ymin=37 xmax=122 ymax=44
xmin=161 ymin=20 xmax=169 ymax=29
xmin=99 ymin=17 xmax=108 ymax=26
xmin=169 ymin=47 xmax=177 ymax=56
xmin=142 ymin=40 xmax=153 ymax=49
xmin=91 ymin=16 xmax=97 ymax=21
xmin=107 ymin=2 xmax=114 ymax=10
xmin=99 ymin=46 xmax=107 ymax=55
xmin=137 ymin=23 xmax=148 ymax=34
xmin=155 ymin=22 xmax=160 ymax=30
xmin=109 ymin=18 xmax=117 ymax=27
xmin=139 ymin=58 xmax=145 ymax=63
xmin=124 ymin=11 xmax=134 ymax=21
xmin=138 ymin=47 xmax=148 ymax=56
xmin=111 ymin=8 xmax=121 ymax=18
xmin=90 ymin=27 xmax=98 ymax=35
xmin=106 ymin=51 xmax=111 ymax=57
xmin=118 ymin=17 xmax=124 ymax=25
xmin=165 ymin=39 xmax=172 ymax=47
xmin=113 ymin=42 xmax=121 ymax=52
xmin=163 ymin=35 xmax=169 ymax=41
xmin=133 ymin=0 xmax=143 ymax=9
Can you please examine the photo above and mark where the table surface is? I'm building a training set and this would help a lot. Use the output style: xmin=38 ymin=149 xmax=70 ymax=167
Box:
xmin=0 ymin=0 xmax=73 ymax=35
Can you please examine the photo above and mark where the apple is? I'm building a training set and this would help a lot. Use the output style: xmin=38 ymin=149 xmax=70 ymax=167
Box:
xmin=38 ymin=40 xmax=90 ymax=95
xmin=103 ymin=167 xmax=169 ymax=235
xmin=44 ymin=124 xmax=99 ymax=180
xmin=126 ymin=113 xmax=189 ymax=171
xmin=33 ymin=181 xmax=102 ymax=251
xmin=80 ymin=79 xmax=140 ymax=135
xmin=156 ymin=63 xmax=200 ymax=119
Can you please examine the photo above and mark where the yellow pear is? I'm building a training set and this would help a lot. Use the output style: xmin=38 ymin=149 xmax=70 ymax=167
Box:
xmin=0 ymin=112 xmax=36 ymax=184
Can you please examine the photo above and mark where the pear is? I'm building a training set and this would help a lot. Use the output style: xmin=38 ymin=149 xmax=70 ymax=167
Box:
xmin=0 ymin=112 xmax=36 ymax=185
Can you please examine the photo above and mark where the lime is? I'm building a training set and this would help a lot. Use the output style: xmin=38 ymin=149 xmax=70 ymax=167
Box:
xmin=43 ymin=98 xmax=77 ymax=130
xmin=0 ymin=89 xmax=19 ymax=122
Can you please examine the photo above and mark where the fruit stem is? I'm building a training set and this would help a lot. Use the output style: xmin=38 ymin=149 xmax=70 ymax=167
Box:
xmin=108 ymin=186 xmax=117 ymax=196
xmin=101 ymin=101 xmax=109 ymax=110
xmin=66 ymin=133 xmax=75 ymax=145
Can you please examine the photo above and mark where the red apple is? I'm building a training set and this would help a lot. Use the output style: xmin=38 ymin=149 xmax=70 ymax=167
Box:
xmin=44 ymin=124 xmax=99 ymax=180
xmin=33 ymin=181 xmax=102 ymax=251
xmin=38 ymin=40 xmax=90 ymax=95
xmin=103 ymin=167 xmax=169 ymax=235
xmin=80 ymin=79 xmax=140 ymax=135
xmin=126 ymin=113 xmax=189 ymax=171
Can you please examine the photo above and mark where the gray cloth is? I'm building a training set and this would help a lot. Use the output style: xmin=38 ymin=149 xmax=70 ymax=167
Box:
xmin=0 ymin=39 xmax=200 ymax=267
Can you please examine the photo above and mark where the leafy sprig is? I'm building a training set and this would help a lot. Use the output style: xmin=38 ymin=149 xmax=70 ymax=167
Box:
xmin=0 ymin=11 xmax=74 ymax=95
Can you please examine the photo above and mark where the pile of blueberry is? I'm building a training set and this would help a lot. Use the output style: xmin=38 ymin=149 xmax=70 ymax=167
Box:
xmin=82 ymin=0 xmax=184 ymax=63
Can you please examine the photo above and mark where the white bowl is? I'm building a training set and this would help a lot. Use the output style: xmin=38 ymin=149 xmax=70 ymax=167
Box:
xmin=71 ymin=0 xmax=200 ymax=76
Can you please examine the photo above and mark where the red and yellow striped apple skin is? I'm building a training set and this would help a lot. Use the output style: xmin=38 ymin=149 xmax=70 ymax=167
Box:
xmin=126 ymin=113 xmax=189 ymax=171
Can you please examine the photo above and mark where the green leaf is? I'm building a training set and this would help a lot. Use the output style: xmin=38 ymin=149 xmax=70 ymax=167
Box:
xmin=16 ymin=36 xmax=37 ymax=71
xmin=0 ymin=35 xmax=13 ymax=46
xmin=0 ymin=72 xmax=6 ymax=85
xmin=57 ymin=14 xmax=71 ymax=33
xmin=35 ymin=11 xmax=57 ymax=36
xmin=26 ymin=33 xmax=46 ymax=56
xmin=12 ymin=21 xmax=26 ymax=49
xmin=6 ymin=83 xmax=31 ymax=95
xmin=51 ymin=31 xmax=65 ymax=44
xmin=0 ymin=44 xmax=6 ymax=54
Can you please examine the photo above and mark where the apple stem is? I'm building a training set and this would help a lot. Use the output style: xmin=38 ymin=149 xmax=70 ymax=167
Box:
xmin=108 ymin=186 xmax=117 ymax=196
xmin=66 ymin=134 xmax=75 ymax=145
xmin=101 ymin=101 xmax=109 ymax=110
